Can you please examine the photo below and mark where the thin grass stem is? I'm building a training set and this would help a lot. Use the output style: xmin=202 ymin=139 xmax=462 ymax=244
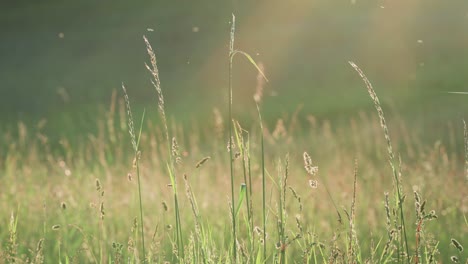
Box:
xmin=228 ymin=13 xmax=237 ymax=262
xmin=256 ymin=102 xmax=267 ymax=260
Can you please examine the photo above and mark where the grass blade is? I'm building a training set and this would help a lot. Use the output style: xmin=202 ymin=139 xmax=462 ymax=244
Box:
xmin=231 ymin=50 xmax=269 ymax=82
xmin=235 ymin=183 xmax=247 ymax=219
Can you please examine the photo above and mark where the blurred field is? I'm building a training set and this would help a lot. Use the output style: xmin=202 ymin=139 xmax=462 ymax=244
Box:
xmin=1 ymin=0 xmax=467 ymax=123
xmin=1 ymin=0 xmax=467 ymax=263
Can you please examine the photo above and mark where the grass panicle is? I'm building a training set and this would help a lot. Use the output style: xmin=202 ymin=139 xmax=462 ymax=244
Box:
xmin=347 ymin=159 xmax=360 ymax=263
xmin=122 ymin=84 xmax=147 ymax=262
xmin=195 ymin=156 xmax=211 ymax=169
xmin=349 ymin=61 xmax=410 ymax=263
xmin=144 ymin=35 xmax=184 ymax=261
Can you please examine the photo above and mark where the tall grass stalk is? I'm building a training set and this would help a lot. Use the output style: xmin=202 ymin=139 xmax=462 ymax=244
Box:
xmin=228 ymin=14 xmax=268 ymax=261
xmin=463 ymin=119 xmax=467 ymax=182
xmin=347 ymin=159 xmax=360 ymax=263
xmin=277 ymin=155 xmax=289 ymax=263
xmin=228 ymin=14 xmax=237 ymax=262
xmin=7 ymin=211 xmax=18 ymax=262
xmin=245 ymin=134 xmax=254 ymax=250
xmin=95 ymin=178 xmax=105 ymax=263
xmin=183 ymin=173 xmax=207 ymax=264
xmin=135 ymin=109 xmax=147 ymax=263
xmin=144 ymin=35 xmax=184 ymax=261
xmin=256 ymin=103 xmax=267 ymax=260
xmin=122 ymin=84 xmax=147 ymax=262
xmin=349 ymin=61 xmax=410 ymax=263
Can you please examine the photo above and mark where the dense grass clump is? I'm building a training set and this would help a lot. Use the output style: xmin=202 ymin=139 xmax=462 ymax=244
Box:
xmin=0 ymin=17 xmax=467 ymax=264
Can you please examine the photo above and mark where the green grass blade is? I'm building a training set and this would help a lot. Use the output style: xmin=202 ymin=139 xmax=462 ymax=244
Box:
xmin=235 ymin=183 xmax=247 ymax=219
xmin=136 ymin=108 xmax=146 ymax=149
xmin=231 ymin=50 xmax=269 ymax=82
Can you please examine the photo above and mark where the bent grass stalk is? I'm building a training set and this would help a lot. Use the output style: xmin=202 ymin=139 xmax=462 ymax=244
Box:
xmin=348 ymin=61 xmax=410 ymax=263
xmin=228 ymin=14 xmax=268 ymax=262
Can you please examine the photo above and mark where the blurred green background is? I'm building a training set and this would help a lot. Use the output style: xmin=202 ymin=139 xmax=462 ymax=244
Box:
xmin=1 ymin=0 xmax=467 ymax=141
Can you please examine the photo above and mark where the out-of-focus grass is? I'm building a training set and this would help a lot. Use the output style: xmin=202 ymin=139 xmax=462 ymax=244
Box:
xmin=0 ymin=98 xmax=466 ymax=262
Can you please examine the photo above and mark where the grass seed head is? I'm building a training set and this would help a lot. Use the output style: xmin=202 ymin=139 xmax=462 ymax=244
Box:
xmin=450 ymin=256 xmax=459 ymax=263
xmin=171 ymin=137 xmax=181 ymax=164
xmin=195 ymin=156 xmax=211 ymax=168
xmin=308 ymin=179 xmax=318 ymax=189
xmin=131 ymin=217 xmax=138 ymax=233
xmin=36 ymin=238 xmax=44 ymax=252
xmin=303 ymin=152 xmax=318 ymax=176
xmin=121 ymin=84 xmax=137 ymax=152
xmin=384 ymin=192 xmax=391 ymax=229
xmin=95 ymin=179 xmax=101 ymax=191
xmin=227 ymin=136 xmax=235 ymax=152
xmin=127 ymin=173 xmax=133 ymax=182
xmin=100 ymin=202 xmax=105 ymax=219
xmin=424 ymin=210 xmax=437 ymax=220
xmin=450 ymin=238 xmax=463 ymax=252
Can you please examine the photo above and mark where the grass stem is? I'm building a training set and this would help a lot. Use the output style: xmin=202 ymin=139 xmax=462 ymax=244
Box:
xmin=228 ymin=14 xmax=237 ymax=262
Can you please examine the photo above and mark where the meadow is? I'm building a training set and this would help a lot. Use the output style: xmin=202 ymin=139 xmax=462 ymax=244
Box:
xmin=1 ymin=14 xmax=467 ymax=263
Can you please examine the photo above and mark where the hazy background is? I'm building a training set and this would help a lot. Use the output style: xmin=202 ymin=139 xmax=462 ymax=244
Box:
xmin=1 ymin=0 xmax=467 ymax=142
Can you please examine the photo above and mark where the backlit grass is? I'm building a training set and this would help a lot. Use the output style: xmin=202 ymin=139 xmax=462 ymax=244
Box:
xmin=1 ymin=17 xmax=467 ymax=264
